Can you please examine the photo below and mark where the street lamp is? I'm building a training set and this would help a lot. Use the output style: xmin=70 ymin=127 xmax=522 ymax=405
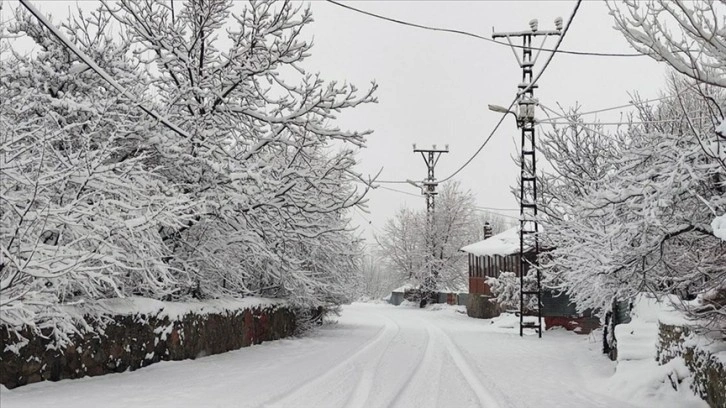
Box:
xmin=405 ymin=179 xmax=423 ymax=194
xmin=487 ymin=104 xmax=513 ymax=114
xmin=488 ymin=104 xmax=519 ymax=124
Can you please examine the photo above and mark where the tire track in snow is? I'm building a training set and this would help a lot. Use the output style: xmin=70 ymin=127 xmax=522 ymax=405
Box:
xmin=426 ymin=320 xmax=518 ymax=408
xmin=386 ymin=323 xmax=437 ymax=408
xmin=258 ymin=312 xmax=399 ymax=408
xmin=341 ymin=313 xmax=402 ymax=408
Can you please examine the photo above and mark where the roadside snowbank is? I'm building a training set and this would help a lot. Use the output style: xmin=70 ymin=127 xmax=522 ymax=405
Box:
xmin=597 ymin=295 xmax=707 ymax=407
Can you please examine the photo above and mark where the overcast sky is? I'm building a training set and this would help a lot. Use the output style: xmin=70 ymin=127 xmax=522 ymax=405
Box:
xmin=303 ymin=1 xmax=666 ymax=244
xmin=5 ymin=0 xmax=667 ymax=246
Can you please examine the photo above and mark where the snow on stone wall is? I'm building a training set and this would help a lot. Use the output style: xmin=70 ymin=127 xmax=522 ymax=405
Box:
xmin=602 ymin=295 xmax=711 ymax=407
xmin=0 ymin=298 xmax=296 ymax=389
xmin=657 ymin=322 xmax=726 ymax=408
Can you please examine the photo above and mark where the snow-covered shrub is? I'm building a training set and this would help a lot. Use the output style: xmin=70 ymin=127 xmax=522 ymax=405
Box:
xmin=486 ymin=272 xmax=538 ymax=312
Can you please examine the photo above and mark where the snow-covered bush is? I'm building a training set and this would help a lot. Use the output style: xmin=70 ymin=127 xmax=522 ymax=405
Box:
xmin=486 ymin=272 xmax=538 ymax=312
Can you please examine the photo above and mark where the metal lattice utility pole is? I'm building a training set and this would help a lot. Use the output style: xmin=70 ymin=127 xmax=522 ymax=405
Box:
xmin=412 ymin=144 xmax=449 ymax=304
xmin=493 ymin=18 xmax=562 ymax=338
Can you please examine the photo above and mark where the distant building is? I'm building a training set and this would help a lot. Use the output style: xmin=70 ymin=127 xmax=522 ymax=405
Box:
xmin=387 ymin=284 xmax=468 ymax=307
xmin=388 ymin=284 xmax=414 ymax=306
xmin=460 ymin=227 xmax=598 ymax=334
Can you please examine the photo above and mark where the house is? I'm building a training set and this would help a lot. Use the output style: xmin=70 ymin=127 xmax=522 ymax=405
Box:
xmin=460 ymin=227 xmax=599 ymax=333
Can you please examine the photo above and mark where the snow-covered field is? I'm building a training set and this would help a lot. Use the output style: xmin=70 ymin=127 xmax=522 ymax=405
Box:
xmin=1 ymin=303 xmax=705 ymax=408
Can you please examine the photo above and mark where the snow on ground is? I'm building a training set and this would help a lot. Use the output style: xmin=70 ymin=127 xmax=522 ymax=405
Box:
xmin=0 ymin=303 xmax=703 ymax=408
xmin=594 ymin=295 xmax=706 ymax=408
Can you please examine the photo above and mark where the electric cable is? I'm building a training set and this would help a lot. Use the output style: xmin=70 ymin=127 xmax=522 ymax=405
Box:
xmin=325 ymin=0 xmax=641 ymax=58
xmin=438 ymin=0 xmax=582 ymax=183
xmin=377 ymin=185 xmax=424 ymax=198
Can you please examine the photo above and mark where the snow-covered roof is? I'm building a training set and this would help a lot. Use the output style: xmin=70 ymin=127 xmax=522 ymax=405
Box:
xmin=438 ymin=283 xmax=468 ymax=293
xmin=391 ymin=284 xmax=416 ymax=293
xmin=460 ymin=227 xmax=530 ymax=257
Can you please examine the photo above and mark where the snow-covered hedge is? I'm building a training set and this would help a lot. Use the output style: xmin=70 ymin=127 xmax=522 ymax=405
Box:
xmin=0 ymin=297 xmax=296 ymax=389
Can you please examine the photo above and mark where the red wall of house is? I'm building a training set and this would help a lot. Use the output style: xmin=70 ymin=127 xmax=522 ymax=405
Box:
xmin=469 ymin=276 xmax=492 ymax=295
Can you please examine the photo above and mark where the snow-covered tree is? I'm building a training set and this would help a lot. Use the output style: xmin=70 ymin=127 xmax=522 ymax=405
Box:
xmin=609 ymin=0 xmax=726 ymax=88
xmin=533 ymin=0 xmax=726 ymax=334
xmin=538 ymin=78 xmax=725 ymax=332
xmin=377 ymin=181 xmax=503 ymax=292
xmin=1 ymin=10 xmax=195 ymax=336
xmin=1 ymin=0 xmax=376 ymax=337
xmin=376 ymin=207 xmax=426 ymax=284
xmin=97 ymin=0 xmax=377 ymax=305
xmin=358 ymin=250 xmax=401 ymax=300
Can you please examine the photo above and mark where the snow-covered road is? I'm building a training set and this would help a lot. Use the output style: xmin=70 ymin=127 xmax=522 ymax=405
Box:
xmin=2 ymin=303 xmax=642 ymax=408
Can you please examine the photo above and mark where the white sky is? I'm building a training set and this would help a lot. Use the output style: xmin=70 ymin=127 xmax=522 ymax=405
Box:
xmin=4 ymin=0 xmax=667 ymax=244
xmin=304 ymin=1 xmax=665 ymax=243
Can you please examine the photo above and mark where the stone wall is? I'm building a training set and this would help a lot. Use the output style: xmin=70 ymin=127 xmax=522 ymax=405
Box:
xmin=0 ymin=302 xmax=296 ymax=389
xmin=657 ymin=323 xmax=726 ymax=407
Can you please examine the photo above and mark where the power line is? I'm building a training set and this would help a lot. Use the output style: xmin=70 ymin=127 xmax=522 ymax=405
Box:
xmin=538 ymin=97 xmax=676 ymax=122
xmin=475 ymin=206 xmax=519 ymax=211
xmin=540 ymin=117 xmax=713 ymax=126
xmin=374 ymin=180 xmax=411 ymax=184
xmin=439 ymin=0 xmax=581 ymax=183
xmin=325 ymin=0 xmax=642 ymax=58
xmin=536 ymin=104 xmax=619 ymax=140
xmin=473 ymin=208 xmax=520 ymax=220
xmin=376 ymin=185 xmax=423 ymax=198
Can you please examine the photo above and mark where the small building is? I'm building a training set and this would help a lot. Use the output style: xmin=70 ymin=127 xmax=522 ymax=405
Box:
xmin=388 ymin=284 xmax=468 ymax=307
xmin=436 ymin=284 xmax=469 ymax=306
xmin=460 ymin=227 xmax=598 ymax=333
xmin=388 ymin=284 xmax=414 ymax=306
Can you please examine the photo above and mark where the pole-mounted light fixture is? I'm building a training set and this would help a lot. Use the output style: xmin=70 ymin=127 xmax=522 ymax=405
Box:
xmin=487 ymin=104 xmax=511 ymax=114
